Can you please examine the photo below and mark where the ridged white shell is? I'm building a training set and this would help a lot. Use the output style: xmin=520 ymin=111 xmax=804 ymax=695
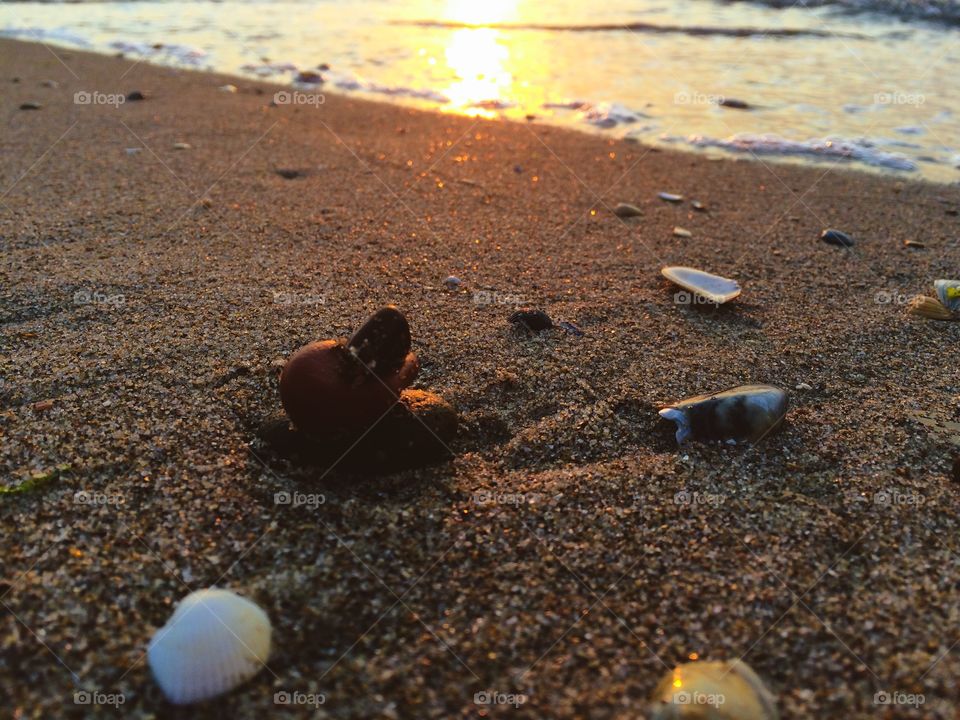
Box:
xmin=148 ymin=588 xmax=271 ymax=705
xmin=662 ymin=266 xmax=741 ymax=304
xmin=649 ymin=659 xmax=778 ymax=719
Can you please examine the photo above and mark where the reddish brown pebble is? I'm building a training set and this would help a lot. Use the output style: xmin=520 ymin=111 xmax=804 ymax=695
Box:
xmin=279 ymin=308 xmax=419 ymax=434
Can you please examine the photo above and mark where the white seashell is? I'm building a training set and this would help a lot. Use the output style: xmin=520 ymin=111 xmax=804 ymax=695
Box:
xmin=148 ymin=588 xmax=271 ymax=705
xmin=662 ymin=266 xmax=741 ymax=304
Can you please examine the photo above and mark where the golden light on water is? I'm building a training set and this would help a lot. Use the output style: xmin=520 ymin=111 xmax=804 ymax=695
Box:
xmin=444 ymin=28 xmax=511 ymax=113
xmin=439 ymin=0 xmax=519 ymax=116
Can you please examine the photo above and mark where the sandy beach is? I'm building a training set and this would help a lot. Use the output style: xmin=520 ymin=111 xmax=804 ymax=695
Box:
xmin=2 ymin=36 xmax=960 ymax=718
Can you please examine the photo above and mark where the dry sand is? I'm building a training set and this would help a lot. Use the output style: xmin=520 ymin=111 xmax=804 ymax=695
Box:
xmin=1 ymin=37 xmax=959 ymax=719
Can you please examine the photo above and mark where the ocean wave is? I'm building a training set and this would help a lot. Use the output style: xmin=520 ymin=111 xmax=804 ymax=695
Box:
xmin=393 ymin=19 xmax=875 ymax=39
xmin=670 ymin=132 xmax=919 ymax=170
xmin=718 ymin=0 xmax=960 ymax=26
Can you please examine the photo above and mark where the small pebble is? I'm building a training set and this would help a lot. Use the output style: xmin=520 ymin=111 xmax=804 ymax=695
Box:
xmin=275 ymin=168 xmax=308 ymax=179
xmin=40 ymin=79 xmax=58 ymax=88
xmin=125 ymin=90 xmax=146 ymax=101
xmin=613 ymin=202 xmax=643 ymax=218
xmin=673 ymin=227 xmax=692 ymax=238
xmin=317 ymin=63 xmax=331 ymax=71
xmin=795 ymin=382 xmax=813 ymax=391
xmin=218 ymin=84 xmax=238 ymax=93
xmin=509 ymin=309 xmax=553 ymax=332
xmin=294 ymin=71 xmax=323 ymax=84
xmin=658 ymin=192 xmax=683 ymax=203
xmin=19 ymin=102 xmax=42 ymax=110
xmin=691 ymin=200 xmax=706 ymax=211
xmin=719 ymin=98 xmax=751 ymax=109
xmin=820 ymin=228 xmax=854 ymax=247
xmin=125 ymin=147 xmax=142 ymax=155
xmin=172 ymin=142 xmax=191 ymax=150
xmin=904 ymin=240 xmax=925 ymax=249
xmin=444 ymin=275 xmax=461 ymax=291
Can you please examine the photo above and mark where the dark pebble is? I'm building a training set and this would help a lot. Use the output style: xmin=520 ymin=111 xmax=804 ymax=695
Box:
xmin=719 ymin=98 xmax=751 ymax=109
xmin=257 ymin=389 xmax=458 ymax=474
xmin=513 ymin=165 xmax=523 ymax=174
xmin=347 ymin=305 xmax=412 ymax=377
xmin=19 ymin=102 xmax=42 ymax=110
xmin=953 ymin=454 xmax=960 ymax=483
xmin=820 ymin=228 xmax=855 ymax=247
xmin=509 ymin=309 xmax=554 ymax=332
xmin=126 ymin=90 xmax=146 ymax=101
xmin=274 ymin=168 xmax=309 ymax=179
xmin=613 ymin=202 xmax=643 ymax=218
xmin=294 ymin=70 xmax=323 ymax=84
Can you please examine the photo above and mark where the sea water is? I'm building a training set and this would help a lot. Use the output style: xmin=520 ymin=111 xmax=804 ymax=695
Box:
xmin=2 ymin=0 xmax=958 ymax=181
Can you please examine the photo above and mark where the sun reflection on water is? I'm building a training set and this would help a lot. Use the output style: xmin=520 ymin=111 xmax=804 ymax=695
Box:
xmin=439 ymin=0 xmax=519 ymax=116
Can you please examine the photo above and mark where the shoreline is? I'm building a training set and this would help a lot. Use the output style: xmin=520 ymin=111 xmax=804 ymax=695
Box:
xmin=4 ymin=31 xmax=957 ymax=185
xmin=3 ymin=36 xmax=960 ymax=719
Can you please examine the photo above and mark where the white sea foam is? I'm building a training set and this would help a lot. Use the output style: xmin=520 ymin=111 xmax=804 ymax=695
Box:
xmin=108 ymin=40 xmax=208 ymax=65
xmin=672 ymin=132 xmax=918 ymax=170
xmin=543 ymin=100 xmax=647 ymax=128
xmin=325 ymin=70 xmax=450 ymax=104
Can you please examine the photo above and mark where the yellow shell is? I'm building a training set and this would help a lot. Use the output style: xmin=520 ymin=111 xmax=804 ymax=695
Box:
xmin=649 ymin=660 xmax=778 ymax=720
xmin=907 ymin=295 xmax=953 ymax=321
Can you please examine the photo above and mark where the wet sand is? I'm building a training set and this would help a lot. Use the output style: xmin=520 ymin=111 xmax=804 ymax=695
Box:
xmin=1 ymin=37 xmax=959 ymax=719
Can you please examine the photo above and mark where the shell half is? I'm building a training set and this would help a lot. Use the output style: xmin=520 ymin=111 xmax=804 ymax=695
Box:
xmin=907 ymin=295 xmax=953 ymax=321
xmin=662 ymin=266 xmax=741 ymax=304
xmin=659 ymin=384 xmax=788 ymax=444
xmin=649 ymin=659 xmax=778 ymax=720
xmin=148 ymin=588 xmax=272 ymax=705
